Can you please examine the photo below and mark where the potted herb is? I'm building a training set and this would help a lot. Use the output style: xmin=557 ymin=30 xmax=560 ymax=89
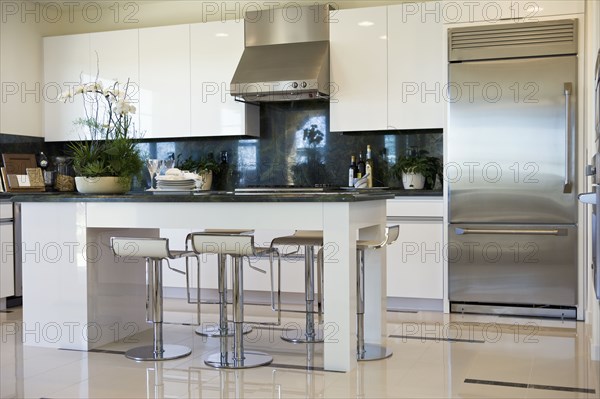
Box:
xmin=392 ymin=150 xmax=439 ymax=190
xmin=61 ymin=78 xmax=143 ymax=194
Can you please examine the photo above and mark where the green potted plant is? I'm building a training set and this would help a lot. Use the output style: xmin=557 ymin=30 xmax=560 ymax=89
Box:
xmin=392 ymin=150 xmax=438 ymax=190
xmin=61 ymin=78 xmax=143 ymax=194
xmin=175 ymin=154 xmax=221 ymax=190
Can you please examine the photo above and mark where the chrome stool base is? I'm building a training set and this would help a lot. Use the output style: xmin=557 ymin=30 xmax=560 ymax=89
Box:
xmin=195 ymin=323 xmax=252 ymax=337
xmin=204 ymin=351 xmax=273 ymax=369
xmin=281 ymin=327 xmax=324 ymax=344
xmin=125 ymin=344 xmax=192 ymax=362
xmin=357 ymin=343 xmax=393 ymax=361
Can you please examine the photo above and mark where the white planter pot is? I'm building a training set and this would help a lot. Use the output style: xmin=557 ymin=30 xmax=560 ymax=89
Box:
xmin=75 ymin=176 xmax=131 ymax=194
xmin=197 ymin=170 xmax=213 ymax=190
xmin=402 ymin=172 xmax=426 ymax=190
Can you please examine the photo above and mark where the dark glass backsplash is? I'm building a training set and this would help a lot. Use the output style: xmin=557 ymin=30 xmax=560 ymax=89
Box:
xmin=2 ymin=102 xmax=443 ymax=190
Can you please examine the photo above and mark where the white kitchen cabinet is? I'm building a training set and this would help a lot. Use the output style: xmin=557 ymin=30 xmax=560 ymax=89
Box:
xmin=386 ymin=198 xmax=444 ymax=300
xmin=89 ymin=29 xmax=140 ymax=135
xmin=330 ymin=4 xmax=444 ymax=132
xmin=0 ymin=203 xmax=15 ymax=299
xmin=388 ymin=3 xmax=445 ymax=130
xmin=330 ymin=6 xmax=388 ymax=132
xmin=43 ymin=34 xmax=91 ymax=142
xmin=139 ymin=25 xmax=191 ymax=138
xmin=442 ymin=0 xmax=584 ymax=24
xmin=190 ymin=20 xmax=259 ymax=137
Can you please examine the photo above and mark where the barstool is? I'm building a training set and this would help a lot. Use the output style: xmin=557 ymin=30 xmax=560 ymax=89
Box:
xmin=356 ymin=225 xmax=400 ymax=361
xmin=270 ymin=230 xmax=324 ymax=344
xmin=185 ymin=229 xmax=254 ymax=338
xmin=190 ymin=232 xmax=276 ymax=369
xmin=110 ymin=237 xmax=194 ymax=361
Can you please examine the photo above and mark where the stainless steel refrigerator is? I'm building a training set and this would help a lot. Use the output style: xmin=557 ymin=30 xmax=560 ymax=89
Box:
xmin=447 ymin=19 xmax=579 ymax=318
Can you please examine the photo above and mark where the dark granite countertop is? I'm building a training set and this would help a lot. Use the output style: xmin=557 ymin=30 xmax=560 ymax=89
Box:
xmin=10 ymin=190 xmax=397 ymax=203
xmin=4 ymin=188 xmax=442 ymax=202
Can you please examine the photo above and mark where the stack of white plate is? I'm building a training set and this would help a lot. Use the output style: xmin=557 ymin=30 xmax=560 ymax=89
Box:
xmin=155 ymin=176 xmax=196 ymax=191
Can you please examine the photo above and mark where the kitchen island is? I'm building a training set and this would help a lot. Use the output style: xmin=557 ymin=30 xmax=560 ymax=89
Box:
xmin=12 ymin=191 xmax=393 ymax=372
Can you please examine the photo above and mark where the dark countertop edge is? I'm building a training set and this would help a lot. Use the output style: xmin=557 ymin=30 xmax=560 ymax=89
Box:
xmin=2 ymin=190 xmax=442 ymax=201
xmin=9 ymin=192 xmax=397 ymax=203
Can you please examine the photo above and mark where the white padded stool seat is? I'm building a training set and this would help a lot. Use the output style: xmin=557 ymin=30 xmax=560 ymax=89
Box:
xmin=110 ymin=237 xmax=194 ymax=362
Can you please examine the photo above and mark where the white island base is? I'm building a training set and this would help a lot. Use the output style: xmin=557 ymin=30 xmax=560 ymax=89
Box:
xmin=19 ymin=199 xmax=388 ymax=372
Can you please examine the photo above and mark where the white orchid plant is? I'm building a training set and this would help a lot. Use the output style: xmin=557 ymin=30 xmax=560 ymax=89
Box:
xmin=60 ymin=76 xmax=143 ymax=181
xmin=59 ymin=79 xmax=137 ymax=140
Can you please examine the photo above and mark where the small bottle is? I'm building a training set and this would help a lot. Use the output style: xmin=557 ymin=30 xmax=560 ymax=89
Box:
xmin=357 ymin=153 xmax=366 ymax=178
xmin=348 ymin=155 xmax=358 ymax=187
xmin=365 ymin=145 xmax=374 ymax=188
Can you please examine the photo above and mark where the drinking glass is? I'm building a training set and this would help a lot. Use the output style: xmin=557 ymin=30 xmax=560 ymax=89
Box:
xmin=146 ymin=159 xmax=163 ymax=189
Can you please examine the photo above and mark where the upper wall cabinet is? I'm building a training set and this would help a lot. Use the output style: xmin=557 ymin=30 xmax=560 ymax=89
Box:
xmin=139 ymin=25 xmax=191 ymax=139
xmin=44 ymin=34 xmax=91 ymax=142
xmin=190 ymin=20 xmax=258 ymax=137
xmin=388 ymin=4 xmax=444 ymax=130
xmin=441 ymin=0 xmax=584 ymax=24
xmin=330 ymin=6 xmax=388 ymax=132
xmin=90 ymin=30 xmax=140 ymax=136
xmin=330 ymin=4 xmax=444 ymax=132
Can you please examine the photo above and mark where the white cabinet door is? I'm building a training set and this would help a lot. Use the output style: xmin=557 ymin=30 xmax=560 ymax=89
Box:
xmin=139 ymin=25 xmax=191 ymax=138
xmin=44 ymin=34 xmax=91 ymax=142
xmin=0 ymin=203 xmax=14 ymax=298
xmin=90 ymin=29 xmax=140 ymax=136
xmin=387 ymin=219 xmax=444 ymax=299
xmin=388 ymin=3 xmax=444 ymax=130
xmin=330 ymin=7 xmax=388 ymax=132
xmin=442 ymin=0 xmax=584 ymax=24
xmin=190 ymin=20 xmax=259 ymax=137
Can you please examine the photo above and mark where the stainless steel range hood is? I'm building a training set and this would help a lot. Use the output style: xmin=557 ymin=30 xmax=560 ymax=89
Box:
xmin=231 ymin=5 xmax=330 ymax=102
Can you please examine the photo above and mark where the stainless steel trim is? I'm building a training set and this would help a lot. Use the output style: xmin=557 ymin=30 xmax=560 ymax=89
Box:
xmin=244 ymin=4 xmax=330 ymax=47
xmin=454 ymin=228 xmax=562 ymax=236
xmin=564 ymin=82 xmax=573 ymax=193
xmin=449 ymin=19 xmax=577 ymax=62
xmin=451 ymin=303 xmax=576 ymax=319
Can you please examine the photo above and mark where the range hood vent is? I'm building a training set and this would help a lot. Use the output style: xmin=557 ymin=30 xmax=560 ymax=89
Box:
xmin=231 ymin=5 xmax=330 ymax=102
xmin=449 ymin=19 xmax=577 ymax=62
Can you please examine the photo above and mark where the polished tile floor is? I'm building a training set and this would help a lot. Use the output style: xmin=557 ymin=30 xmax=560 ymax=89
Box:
xmin=1 ymin=299 xmax=599 ymax=398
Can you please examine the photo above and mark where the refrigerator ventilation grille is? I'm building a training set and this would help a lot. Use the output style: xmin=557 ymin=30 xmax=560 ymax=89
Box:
xmin=449 ymin=19 xmax=577 ymax=62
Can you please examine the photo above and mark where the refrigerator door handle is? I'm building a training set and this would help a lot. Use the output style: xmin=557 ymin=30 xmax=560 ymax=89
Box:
xmin=455 ymin=228 xmax=564 ymax=236
xmin=564 ymin=82 xmax=573 ymax=194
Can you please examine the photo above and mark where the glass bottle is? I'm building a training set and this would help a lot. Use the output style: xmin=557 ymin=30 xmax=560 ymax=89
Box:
xmin=348 ymin=155 xmax=358 ymax=187
xmin=357 ymin=153 xmax=366 ymax=178
xmin=366 ymin=145 xmax=374 ymax=188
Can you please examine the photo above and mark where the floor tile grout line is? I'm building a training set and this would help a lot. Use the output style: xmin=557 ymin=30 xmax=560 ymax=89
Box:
xmin=388 ymin=334 xmax=485 ymax=344
xmin=464 ymin=378 xmax=596 ymax=394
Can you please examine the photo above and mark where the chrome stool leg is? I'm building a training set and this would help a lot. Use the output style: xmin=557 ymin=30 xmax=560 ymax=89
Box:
xmin=195 ymin=254 xmax=251 ymax=337
xmin=356 ymin=248 xmax=392 ymax=361
xmin=282 ymin=246 xmax=324 ymax=344
xmin=204 ymin=256 xmax=272 ymax=369
xmin=126 ymin=259 xmax=192 ymax=361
